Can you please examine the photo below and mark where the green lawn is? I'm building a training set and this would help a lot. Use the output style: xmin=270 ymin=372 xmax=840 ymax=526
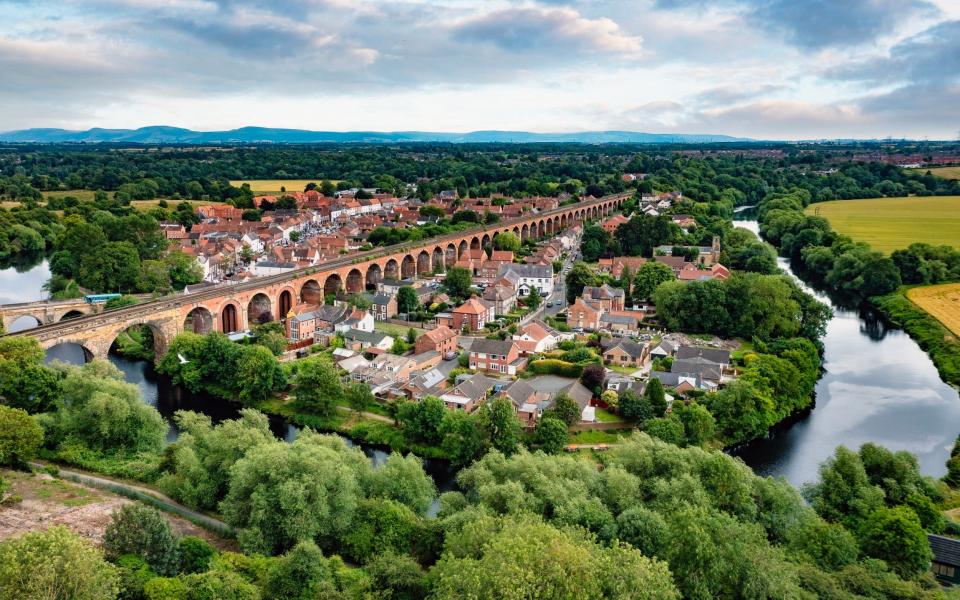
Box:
xmin=374 ymin=321 xmax=427 ymax=337
xmin=805 ymin=196 xmax=960 ymax=254
xmin=568 ymin=430 xmax=627 ymax=444
xmin=593 ymin=408 xmax=624 ymax=423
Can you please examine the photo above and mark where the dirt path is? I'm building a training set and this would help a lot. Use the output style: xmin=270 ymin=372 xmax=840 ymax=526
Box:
xmin=336 ymin=405 xmax=394 ymax=423
xmin=25 ymin=462 xmax=233 ymax=536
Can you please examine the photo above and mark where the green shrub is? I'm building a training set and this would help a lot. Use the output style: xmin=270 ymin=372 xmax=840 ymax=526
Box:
xmin=527 ymin=359 xmax=584 ymax=378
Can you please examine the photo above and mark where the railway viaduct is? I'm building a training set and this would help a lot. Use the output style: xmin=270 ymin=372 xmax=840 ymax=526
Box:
xmin=1 ymin=194 xmax=626 ymax=361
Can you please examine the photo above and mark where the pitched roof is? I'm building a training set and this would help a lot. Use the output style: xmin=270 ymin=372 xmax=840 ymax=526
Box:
xmin=498 ymin=263 xmax=552 ymax=279
xmin=422 ymin=326 xmax=456 ymax=343
xmin=605 ymin=339 xmax=646 ymax=359
xmin=470 ymin=338 xmax=517 ymax=356
xmin=448 ymin=373 xmax=498 ymax=400
xmin=454 ymin=297 xmax=493 ymax=315
xmin=929 ymin=534 xmax=960 ymax=567
xmin=675 ymin=346 xmax=730 ymax=364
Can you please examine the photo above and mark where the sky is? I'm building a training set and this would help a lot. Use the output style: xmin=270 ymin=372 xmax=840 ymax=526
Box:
xmin=1 ymin=0 xmax=958 ymax=140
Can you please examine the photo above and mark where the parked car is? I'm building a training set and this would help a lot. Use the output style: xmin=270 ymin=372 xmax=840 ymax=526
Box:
xmin=443 ymin=351 xmax=458 ymax=361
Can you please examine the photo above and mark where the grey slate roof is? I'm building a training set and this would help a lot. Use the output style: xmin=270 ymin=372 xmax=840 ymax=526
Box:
xmin=342 ymin=329 xmax=389 ymax=345
xmin=470 ymin=338 xmax=517 ymax=356
xmin=672 ymin=356 xmax=722 ymax=381
xmin=498 ymin=263 xmax=553 ymax=279
xmin=675 ymin=346 xmax=730 ymax=365
xmin=929 ymin=534 xmax=960 ymax=567
xmin=450 ymin=374 xmax=498 ymax=401
xmin=605 ymin=340 xmax=646 ymax=359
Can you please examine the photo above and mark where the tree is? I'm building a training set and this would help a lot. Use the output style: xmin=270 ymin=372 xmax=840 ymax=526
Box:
xmin=0 ymin=526 xmax=120 ymax=600
xmin=346 ymin=382 xmax=374 ymax=414
xmin=265 ymin=540 xmax=334 ymax=600
xmin=633 ymin=261 xmax=674 ymax=300
xmin=104 ymin=504 xmax=181 ymax=576
xmin=565 ymin=261 xmax=598 ymax=304
xmin=601 ymin=389 xmax=619 ymax=411
xmin=235 ymin=345 xmax=285 ymax=404
xmin=366 ymin=551 xmax=426 ymax=600
xmin=548 ymin=394 xmax=581 ymax=426
xmin=420 ymin=205 xmax=446 ymax=219
xmin=451 ymin=210 xmax=480 ymax=224
xmin=367 ymin=452 xmax=437 ymax=515
xmin=78 ymin=240 xmax=141 ymax=292
xmin=644 ymin=377 xmax=667 ymax=418
xmin=580 ymin=364 xmax=605 ymax=394
xmin=524 ymin=289 xmax=541 ymax=311
xmin=292 ymin=355 xmax=342 ymax=417
xmin=406 ymin=327 xmax=417 ymax=344
xmin=443 ymin=267 xmax=472 ymax=300
xmin=221 ymin=433 xmax=365 ymax=555
xmin=535 ymin=418 xmax=568 ymax=454
xmin=177 ymin=537 xmax=215 ymax=574
xmin=165 ymin=251 xmax=203 ymax=291
xmin=479 ymin=397 xmax=521 ymax=456
xmin=616 ymin=506 xmax=668 ymax=558
xmin=0 ymin=406 xmax=43 ymax=466
xmin=397 ymin=286 xmax=419 ymax=314
xmin=619 ymin=390 xmax=653 ymax=422
xmin=0 ymin=336 xmax=60 ymax=412
xmin=42 ymin=360 xmax=167 ymax=454
xmin=673 ymin=401 xmax=715 ymax=446
xmin=802 ymin=446 xmax=884 ymax=529
xmin=644 ymin=415 xmax=685 ymax=445
xmin=493 ymin=231 xmax=520 ymax=252
xmin=860 ymin=507 xmax=932 ymax=578
xmin=439 ymin=410 xmax=486 ymax=467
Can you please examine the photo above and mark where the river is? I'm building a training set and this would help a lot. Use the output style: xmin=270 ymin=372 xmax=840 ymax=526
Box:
xmin=732 ymin=216 xmax=960 ymax=486
xmin=7 ymin=241 xmax=960 ymax=490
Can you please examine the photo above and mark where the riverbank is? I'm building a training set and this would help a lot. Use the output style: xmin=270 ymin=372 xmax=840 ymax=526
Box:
xmin=871 ymin=287 xmax=960 ymax=387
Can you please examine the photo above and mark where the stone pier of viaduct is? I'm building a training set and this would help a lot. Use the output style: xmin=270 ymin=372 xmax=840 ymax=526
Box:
xmin=1 ymin=194 xmax=626 ymax=360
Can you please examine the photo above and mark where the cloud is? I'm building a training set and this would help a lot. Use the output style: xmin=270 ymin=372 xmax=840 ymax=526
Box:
xmin=831 ymin=19 xmax=960 ymax=84
xmin=454 ymin=5 xmax=642 ymax=57
xmin=655 ymin=0 xmax=939 ymax=49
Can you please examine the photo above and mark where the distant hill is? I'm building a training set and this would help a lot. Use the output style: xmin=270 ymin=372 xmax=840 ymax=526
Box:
xmin=0 ymin=126 xmax=752 ymax=144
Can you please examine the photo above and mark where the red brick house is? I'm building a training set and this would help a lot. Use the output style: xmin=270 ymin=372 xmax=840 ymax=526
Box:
xmin=469 ymin=338 xmax=526 ymax=375
xmin=415 ymin=326 xmax=458 ymax=356
xmin=568 ymin=298 xmax=603 ymax=331
xmin=451 ymin=297 xmax=496 ymax=332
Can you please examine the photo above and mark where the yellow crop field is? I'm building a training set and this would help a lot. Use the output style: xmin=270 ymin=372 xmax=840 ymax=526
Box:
xmin=907 ymin=283 xmax=960 ymax=336
xmin=927 ymin=167 xmax=960 ymax=180
xmin=229 ymin=179 xmax=339 ymax=193
xmin=804 ymin=196 xmax=960 ymax=253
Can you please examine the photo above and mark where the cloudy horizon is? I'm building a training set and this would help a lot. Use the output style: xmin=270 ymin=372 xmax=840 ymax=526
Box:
xmin=1 ymin=0 xmax=958 ymax=140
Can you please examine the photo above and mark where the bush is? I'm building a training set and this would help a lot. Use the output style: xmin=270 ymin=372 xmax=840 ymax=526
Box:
xmin=0 ymin=405 xmax=43 ymax=466
xmin=527 ymin=359 xmax=584 ymax=378
xmin=104 ymin=504 xmax=181 ymax=576
xmin=177 ymin=537 xmax=215 ymax=575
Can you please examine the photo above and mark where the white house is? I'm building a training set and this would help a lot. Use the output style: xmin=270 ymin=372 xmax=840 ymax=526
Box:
xmin=497 ymin=263 xmax=554 ymax=296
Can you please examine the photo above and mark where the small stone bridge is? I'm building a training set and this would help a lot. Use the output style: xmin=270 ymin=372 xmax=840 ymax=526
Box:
xmin=1 ymin=194 xmax=626 ymax=360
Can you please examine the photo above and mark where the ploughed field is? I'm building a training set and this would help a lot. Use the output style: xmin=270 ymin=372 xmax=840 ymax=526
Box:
xmin=804 ymin=196 xmax=960 ymax=253
xmin=907 ymin=283 xmax=960 ymax=337
xmin=229 ymin=179 xmax=340 ymax=193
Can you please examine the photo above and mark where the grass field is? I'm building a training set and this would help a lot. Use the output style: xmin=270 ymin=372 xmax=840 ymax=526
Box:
xmin=130 ymin=199 xmax=207 ymax=211
xmin=44 ymin=189 xmax=98 ymax=201
xmin=229 ymin=179 xmax=339 ymax=193
xmin=804 ymin=196 xmax=960 ymax=253
xmin=907 ymin=283 xmax=960 ymax=336
xmin=927 ymin=167 xmax=960 ymax=180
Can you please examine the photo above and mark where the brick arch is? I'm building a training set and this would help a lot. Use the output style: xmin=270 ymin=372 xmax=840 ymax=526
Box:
xmin=345 ymin=268 xmax=364 ymax=293
xmin=401 ymin=254 xmax=416 ymax=278
xmin=445 ymin=243 xmax=457 ymax=267
xmin=512 ymin=226 xmax=520 ymax=238
xmin=458 ymin=240 xmax=468 ymax=259
xmin=417 ymin=250 xmax=431 ymax=276
xmin=217 ymin=300 xmax=243 ymax=333
xmin=300 ymin=279 xmax=322 ymax=304
xmin=277 ymin=287 xmax=295 ymax=319
xmin=385 ymin=258 xmax=399 ymax=280
xmin=432 ymin=247 xmax=444 ymax=272
xmin=537 ymin=220 xmax=545 ymax=238
xmin=59 ymin=309 xmax=86 ymax=322
xmin=469 ymin=236 xmax=481 ymax=251
xmin=324 ymin=273 xmax=343 ymax=297
xmin=46 ymin=340 xmax=95 ymax=363
xmin=481 ymin=234 xmax=491 ymax=249
xmin=520 ymin=223 xmax=529 ymax=242
xmin=106 ymin=320 xmax=170 ymax=358
xmin=247 ymin=292 xmax=273 ymax=323
xmin=365 ymin=263 xmax=383 ymax=290
xmin=184 ymin=306 xmax=214 ymax=334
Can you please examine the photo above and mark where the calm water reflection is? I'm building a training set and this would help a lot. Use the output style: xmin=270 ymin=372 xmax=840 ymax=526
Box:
xmin=733 ymin=219 xmax=960 ymax=487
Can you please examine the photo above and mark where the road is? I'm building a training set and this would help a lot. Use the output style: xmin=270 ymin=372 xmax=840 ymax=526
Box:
xmin=538 ymin=243 xmax=580 ymax=320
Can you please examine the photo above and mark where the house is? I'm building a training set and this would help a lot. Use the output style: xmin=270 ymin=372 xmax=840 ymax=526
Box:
xmin=567 ymin=297 xmax=603 ymax=331
xmin=415 ymin=326 xmax=458 ymax=356
xmin=603 ymin=339 xmax=648 ymax=368
xmin=371 ymin=293 xmax=397 ymax=322
xmin=671 ymin=356 xmax=723 ymax=383
xmin=650 ymin=340 xmax=677 ymax=359
xmin=600 ymin=312 xmax=643 ymax=334
xmin=677 ymin=263 xmax=731 ymax=282
xmin=605 ymin=374 xmax=646 ymax=397
xmin=928 ymin=534 xmax=960 ymax=585
xmin=598 ymin=256 xmax=647 ymax=279
xmin=482 ymin=284 xmax=518 ymax=315
xmin=314 ymin=304 xmax=350 ymax=332
xmin=335 ymin=309 xmax=374 ymax=334
xmin=675 ymin=346 xmax=730 ymax=370
xmin=469 ymin=338 xmax=526 ymax=375
xmin=342 ymin=329 xmax=393 ymax=352
xmin=504 ymin=379 xmax=594 ymax=428
xmin=338 ymin=354 xmax=372 ymax=375
xmin=601 ymin=214 xmax=629 ymax=233
xmin=497 ymin=263 xmax=553 ymax=296
xmin=286 ymin=303 xmax=323 ymax=342
xmin=440 ymin=373 xmax=498 ymax=412
xmin=401 ymin=368 xmax=447 ymax=401
xmin=451 ymin=296 xmax=496 ymax=332
xmin=650 ymin=370 xmax=715 ymax=394
xmin=582 ymin=284 xmax=625 ymax=311
xmin=512 ymin=320 xmax=570 ymax=353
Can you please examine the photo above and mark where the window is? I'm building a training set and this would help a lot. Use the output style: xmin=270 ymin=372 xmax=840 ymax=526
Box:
xmin=933 ymin=563 xmax=956 ymax=578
